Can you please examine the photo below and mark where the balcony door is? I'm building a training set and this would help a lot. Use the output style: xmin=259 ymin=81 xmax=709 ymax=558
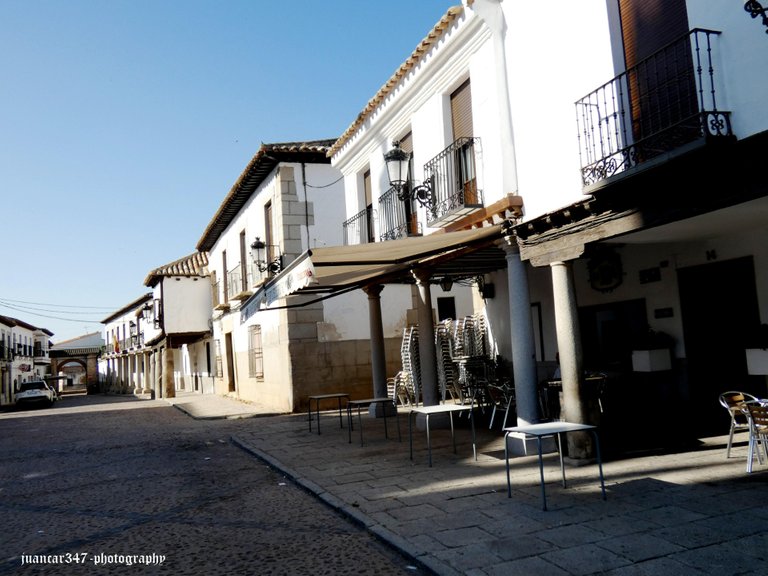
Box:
xmin=450 ymin=79 xmax=477 ymax=204
xmin=678 ymin=257 xmax=761 ymax=437
xmin=618 ymin=0 xmax=697 ymax=148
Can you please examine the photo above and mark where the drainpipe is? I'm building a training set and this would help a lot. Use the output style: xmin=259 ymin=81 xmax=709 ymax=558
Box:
xmin=301 ymin=162 xmax=310 ymax=249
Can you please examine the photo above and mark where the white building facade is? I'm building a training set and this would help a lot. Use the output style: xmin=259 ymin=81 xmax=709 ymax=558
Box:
xmin=198 ymin=140 xmax=390 ymax=412
xmin=0 ymin=315 xmax=53 ymax=405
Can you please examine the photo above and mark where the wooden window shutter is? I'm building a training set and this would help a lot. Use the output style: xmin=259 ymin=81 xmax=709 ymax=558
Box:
xmin=450 ymin=79 xmax=473 ymax=140
xmin=618 ymin=0 xmax=689 ymax=68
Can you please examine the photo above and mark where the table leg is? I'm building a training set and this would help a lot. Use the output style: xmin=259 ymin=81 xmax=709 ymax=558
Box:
xmin=395 ymin=403 xmax=402 ymax=442
xmin=383 ymin=403 xmax=388 ymax=439
xmin=409 ymin=411 xmax=414 ymax=460
xmin=337 ymin=397 xmax=343 ymax=429
xmin=537 ymin=436 xmax=547 ymax=511
xmin=317 ymin=402 xmax=322 ymax=435
xmin=557 ymin=433 xmax=567 ymax=488
xmin=470 ymin=409 xmax=477 ymax=460
xmin=358 ymin=404 xmax=363 ymax=446
xmin=592 ymin=430 xmax=607 ymax=501
xmin=505 ymin=433 xmax=512 ymax=498
xmin=308 ymin=401 xmax=313 ymax=433
xmin=449 ymin=412 xmax=456 ymax=454
xmin=347 ymin=405 xmax=352 ymax=443
xmin=426 ymin=414 xmax=432 ymax=467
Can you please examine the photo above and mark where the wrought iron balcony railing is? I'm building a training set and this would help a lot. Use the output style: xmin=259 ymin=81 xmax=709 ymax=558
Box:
xmin=378 ymin=186 xmax=421 ymax=241
xmin=424 ymin=137 xmax=483 ymax=227
xmin=576 ymin=29 xmax=732 ymax=188
xmin=211 ymin=280 xmax=228 ymax=309
xmin=342 ymin=205 xmax=374 ymax=245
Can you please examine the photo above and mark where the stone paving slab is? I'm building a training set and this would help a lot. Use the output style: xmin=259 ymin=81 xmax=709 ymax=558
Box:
xmin=170 ymin=393 xmax=768 ymax=575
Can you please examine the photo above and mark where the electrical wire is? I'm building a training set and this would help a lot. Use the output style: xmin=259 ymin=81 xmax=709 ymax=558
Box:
xmin=0 ymin=297 xmax=115 ymax=310
xmin=0 ymin=300 xmax=107 ymax=324
xmin=305 ymin=174 xmax=344 ymax=189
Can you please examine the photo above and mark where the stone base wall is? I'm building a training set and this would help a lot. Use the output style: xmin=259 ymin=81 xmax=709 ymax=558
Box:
xmin=289 ymin=337 xmax=403 ymax=412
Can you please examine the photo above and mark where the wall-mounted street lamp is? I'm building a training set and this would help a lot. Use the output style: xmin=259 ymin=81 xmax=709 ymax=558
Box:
xmin=383 ymin=141 xmax=433 ymax=208
xmin=251 ymin=237 xmax=283 ymax=274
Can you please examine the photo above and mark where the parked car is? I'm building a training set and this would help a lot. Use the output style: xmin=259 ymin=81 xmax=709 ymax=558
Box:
xmin=15 ymin=380 xmax=58 ymax=408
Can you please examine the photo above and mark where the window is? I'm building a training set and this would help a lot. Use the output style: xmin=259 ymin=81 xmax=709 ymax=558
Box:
xmin=221 ymin=250 xmax=228 ymax=303
xmin=364 ymin=169 xmax=374 ymax=243
xmin=450 ymin=79 xmax=477 ymax=204
xmin=214 ymin=340 xmax=223 ymax=378
xmin=437 ymin=297 xmax=456 ymax=322
xmin=264 ymin=202 xmax=275 ymax=263
xmin=248 ymin=325 xmax=264 ymax=379
xmin=239 ymin=230 xmax=248 ymax=292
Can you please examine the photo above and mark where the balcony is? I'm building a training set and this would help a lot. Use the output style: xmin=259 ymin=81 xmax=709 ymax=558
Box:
xmin=227 ymin=264 xmax=253 ymax=301
xmin=378 ymin=186 xmax=421 ymax=241
xmin=342 ymin=206 xmax=374 ymax=245
xmin=424 ymin=137 xmax=483 ymax=227
xmin=212 ymin=280 xmax=229 ymax=311
xmin=577 ymin=29 xmax=733 ymax=189
xmin=33 ymin=348 xmax=51 ymax=365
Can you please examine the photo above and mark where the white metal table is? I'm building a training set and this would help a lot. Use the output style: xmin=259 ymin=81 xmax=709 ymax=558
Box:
xmin=409 ymin=403 xmax=476 ymax=467
xmin=504 ymin=421 xmax=606 ymax=510
xmin=307 ymin=393 xmax=349 ymax=435
xmin=346 ymin=397 xmax=401 ymax=446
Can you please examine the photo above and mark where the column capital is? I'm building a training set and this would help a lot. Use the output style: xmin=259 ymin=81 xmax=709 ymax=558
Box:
xmin=363 ymin=284 xmax=384 ymax=298
xmin=500 ymin=235 xmax=520 ymax=256
xmin=411 ymin=267 xmax=433 ymax=285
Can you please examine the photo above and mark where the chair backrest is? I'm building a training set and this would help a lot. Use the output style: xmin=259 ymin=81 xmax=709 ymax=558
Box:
xmin=746 ymin=402 xmax=768 ymax=431
xmin=486 ymin=384 xmax=510 ymax=406
xmin=719 ymin=391 xmax=758 ymax=411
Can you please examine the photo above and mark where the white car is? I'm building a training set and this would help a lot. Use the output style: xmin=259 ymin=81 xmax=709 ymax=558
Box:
xmin=15 ymin=380 xmax=58 ymax=408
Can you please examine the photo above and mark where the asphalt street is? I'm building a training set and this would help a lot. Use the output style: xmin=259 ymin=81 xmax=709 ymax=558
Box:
xmin=0 ymin=394 xmax=426 ymax=576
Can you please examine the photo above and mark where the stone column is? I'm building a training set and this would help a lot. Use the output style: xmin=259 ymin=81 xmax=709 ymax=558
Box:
xmin=142 ymin=353 xmax=151 ymax=394
xmin=503 ymin=240 xmax=538 ymax=426
xmin=551 ymin=260 xmax=592 ymax=458
xmin=163 ymin=346 xmax=175 ymax=399
xmin=364 ymin=284 xmax=390 ymax=416
xmin=153 ymin=349 xmax=162 ymax=399
xmin=412 ymin=268 xmax=439 ymax=407
xmin=128 ymin=354 xmax=137 ymax=393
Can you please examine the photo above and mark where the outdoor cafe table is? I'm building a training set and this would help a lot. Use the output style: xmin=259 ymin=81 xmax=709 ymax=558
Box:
xmin=307 ymin=393 xmax=349 ymax=435
xmin=409 ymin=403 xmax=476 ymax=467
xmin=346 ymin=397 xmax=401 ymax=446
xmin=504 ymin=421 xmax=606 ymax=511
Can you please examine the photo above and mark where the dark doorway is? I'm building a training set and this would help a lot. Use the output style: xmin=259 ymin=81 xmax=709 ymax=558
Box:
xmin=437 ymin=297 xmax=456 ymax=322
xmin=579 ymin=298 xmax=648 ymax=372
xmin=678 ymin=256 xmax=762 ymax=437
xmin=225 ymin=332 xmax=236 ymax=393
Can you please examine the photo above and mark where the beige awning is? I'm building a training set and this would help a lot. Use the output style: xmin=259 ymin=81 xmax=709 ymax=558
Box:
xmin=241 ymin=225 xmax=508 ymax=319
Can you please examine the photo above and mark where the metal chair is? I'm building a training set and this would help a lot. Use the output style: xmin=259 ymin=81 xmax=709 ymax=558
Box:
xmin=718 ymin=391 xmax=758 ymax=458
xmin=745 ymin=401 xmax=768 ymax=473
xmin=486 ymin=383 xmax=515 ymax=430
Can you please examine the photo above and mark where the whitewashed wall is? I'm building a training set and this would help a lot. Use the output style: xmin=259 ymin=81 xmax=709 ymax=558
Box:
xmin=162 ymin=276 xmax=211 ymax=334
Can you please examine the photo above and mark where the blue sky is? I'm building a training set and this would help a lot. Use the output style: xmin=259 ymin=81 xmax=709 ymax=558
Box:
xmin=0 ymin=0 xmax=454 ymax=342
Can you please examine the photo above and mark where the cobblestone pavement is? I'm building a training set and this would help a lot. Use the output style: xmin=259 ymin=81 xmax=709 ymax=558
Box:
xmin=0 ymin=395 xmax=426 ymax=576
xmin=207 ymin=396 xmax=768 ymax=576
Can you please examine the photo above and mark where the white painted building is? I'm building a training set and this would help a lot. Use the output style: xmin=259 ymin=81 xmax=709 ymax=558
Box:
xmin=99 ymin=252 xmax=211 ymax=398
xmin=0 ymin=315 xmax=53 ymax=405
xmin=100 ymin=293 xmax=154 ymax=395
xmin=197 ymin=140 xmax=390 ymax=412
xmin=143 ymin=251 xmax=212 ymax=397
xmin=282 ymin=0 xmax=768 ymax=457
